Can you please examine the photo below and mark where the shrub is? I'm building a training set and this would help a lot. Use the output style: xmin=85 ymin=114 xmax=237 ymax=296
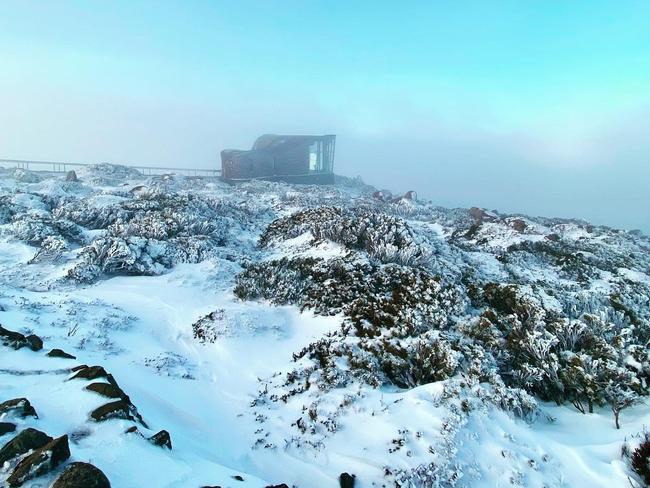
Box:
xmin=631 ymin=433 xmax=650 ymax=486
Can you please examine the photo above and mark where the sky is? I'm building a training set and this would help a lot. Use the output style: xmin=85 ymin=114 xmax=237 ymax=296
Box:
xmin=1 ymin=1 xmax=649 ymax=232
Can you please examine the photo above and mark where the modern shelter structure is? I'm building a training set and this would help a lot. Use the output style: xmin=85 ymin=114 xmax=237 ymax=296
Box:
xmin=221 ymin=134 xmax=335 ymax=184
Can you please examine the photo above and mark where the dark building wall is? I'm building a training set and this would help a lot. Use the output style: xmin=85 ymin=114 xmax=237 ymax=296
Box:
xmin=272 ymin=143 xmax=310 ymax=175
xmin=221 ymin=134 xmax=335 ymax=183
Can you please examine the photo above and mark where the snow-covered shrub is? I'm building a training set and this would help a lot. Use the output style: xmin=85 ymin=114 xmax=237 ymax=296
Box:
xmin=630 ymin=432 xmax=650 ymax=486
xmin=236 ymin=254 xmax=464 ymax=390
xmin=28 ymin=236 xmax=68 ymax=264
xmin=9 ymin=215 xmax=84 ymax=246
xmin=65 ymin=190 xmax=267 ymax=281
xmin=260 ymin=206 xmax=431 ymax=266
xmin=192 ymin=309 xmax=226 ymax=343
xmin=465 ymin=283 xmax=649 ymax=421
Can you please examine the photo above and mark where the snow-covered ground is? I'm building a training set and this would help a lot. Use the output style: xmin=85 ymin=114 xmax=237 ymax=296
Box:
xmin=0 ymin=165 xmax=648 ymax=487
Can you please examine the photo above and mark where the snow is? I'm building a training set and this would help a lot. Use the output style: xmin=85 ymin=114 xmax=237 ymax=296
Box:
xmin=0 ymin=166 xmax=648 ymax=487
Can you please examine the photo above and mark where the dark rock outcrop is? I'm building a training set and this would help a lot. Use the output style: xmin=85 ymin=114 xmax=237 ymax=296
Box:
xmin=511 ymin=219 xmax=527 ymax=232
xmin=86 ymin=382 xmax=128 ymax=400
xmin=0 ymin=398 xmax=38 ymax=418
xmin=90 ymin=400 xmax=134 ymax=422
xmin=148 ymin=429 xmax=172 ymax=450
xmin=7 ymin=434 xmax=70 ymax=487
xmin=265 ymin=484 xmax=290 ymax=488
xmin=65 ymin=170 xmax=78 ymax=182
xmin=70 ymin=365 xmax=117 ymax=385
xmin=0 ymin=325 xmax=43 ymax=351
xmin=339 ymin=472 xmax=355 ymax=488
xmin=52 ymin=461 xmax=111 ymax=488
xmin=0 ymin=428 xmax=52 ymax=466
xmin=47 ymin=348 xmax=77 ymax=359
xmin=0 ymin=422 xmax=17 ymax=436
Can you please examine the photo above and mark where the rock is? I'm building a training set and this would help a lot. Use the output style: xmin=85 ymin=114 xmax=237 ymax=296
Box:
xmin=232 ymin=475 xmax=244 ymax=481
xmin=47 ymin=348 xmax=76 ymax=359
xmin=65 ymin=170 xmax=78 ymax=182
xmin=70 ymin=365 xmax=116 ymax=385
xmin=0 ymin=428 xmax=52 ymax=466
xmin=0 ymin=398 xmax=38 ymax=418
xmin=0 ymin=325 xmax=43 ymax=351
xmin=52 ymin=461 xmax=111 ymax=488
xmin=265 ymin=484 xmax=290 ymax=488
xmin=148 ymin=429 xmax=172 ymax=450
xmin=7 ymin=434 xmax=70 ymax=487
xmin=339 ymin=472 xmax=355 ymax=488
xmin=545 ymin=233 xmax=560 ymax=242
xmin=86 ymin=382 xmax=128 ymax=400
xmin=469 ymin=207 xmax=487 ymax=221
xmin=25 ymin=334 xmax=43 ymax=351
xmin=90 ymin=400 xmax=134 ymax=422
xmin=511 ymin=219 xmax=527 ymax=232
xmin=0 ymin=422 xmax=17 ymax=436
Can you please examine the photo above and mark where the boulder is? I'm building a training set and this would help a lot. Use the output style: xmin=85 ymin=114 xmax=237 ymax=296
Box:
xmin=70 ymin=365 xmax=116 ymax=385
xmin=0 ymin=325 xmax=43 ymax=351
xmin=86 ymin=382 xmax=128 ymax=400
xmin=47 ymin=348 xmax=77 ymax=359
xmin=469 ymin=207 xmax=487 ymax=221
xmin=339 ymin=472 xmax=355 ymax=488
xmin=65 ymin=170 xmax=78 ymax=182
xmin=90 ymin=400 xmax=134 ymax=422
xmin=265 ymin=485 xmax=290 ymax=488
xmin=52 ymin=461 xmax=111 ymax=488
xmin=26 ymin=334 xmax=43 ymax=350
xmin=511 ymin=219 xmax=527 ymax=232
xmin=0 ymin=422 xmax=16 ymax=436
xmin=7 ymin=434 xmax=70 ymax=487
xmin=0 ymin=398 xmax=38 ymax=418
xmin=148 ymin=429 xmax=172 ymax=450
xmin=0 ymin=428 xmax=52 ymax=466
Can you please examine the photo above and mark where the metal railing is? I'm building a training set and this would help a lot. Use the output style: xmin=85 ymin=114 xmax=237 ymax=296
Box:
xmin=0 ymin=159 xmax=221 ymax=178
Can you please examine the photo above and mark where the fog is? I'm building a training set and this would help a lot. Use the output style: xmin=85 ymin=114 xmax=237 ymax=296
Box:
xmin=1 ymin=88 xmax=648 ymax=233
xmin=1 ymin=2 xmax=648 ymax=233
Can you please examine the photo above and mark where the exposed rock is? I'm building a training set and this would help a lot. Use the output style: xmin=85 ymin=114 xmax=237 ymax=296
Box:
xmin=70 ymin=365 xmax=117 ymax=386
xmin=511 ymin=219 xmax=527 ymax=232
xmin=148 ymin=429 xmax=172 ymax=450
xmin=469 ymin=207 xmax=487 ymax=221
xmin=86 ymin=382 xmax=128 ymax=400
xmin=265 ymin=484 xmax=290 ymax=488
xmin=7 ymin=434 xmax=70 ymax=487
xmin=90 ymin=400 xmax=134 ymax=422
xmin=0 ymin=398 xmax=38 ymax=418
xmin=47 ymin=348 xmax=77 ymax=359
xmin=545 ymin=233 xmax=560 ymax=242
xmin=339 ymin=472 xmax=355 ymax=488
xmin=0 ymin=325 xmax=43 ymax=351
xmin=65 ymin=170 xmax=78 ymax=182
xmin=25 ymin=334 xmax=43 ymax=351
xmin=0 ymin=428 xmax=52 ymax=466
xmin=0 ymin=422 xmax=16 ymax=436
xmin=52 ymin=461 xmax=111 ymax=488
xmin=232 ymin=475 xmax=244 ymax=481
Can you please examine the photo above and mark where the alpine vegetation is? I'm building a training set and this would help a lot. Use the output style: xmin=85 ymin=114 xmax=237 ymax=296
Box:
xmin=0 ymin=164 xmax=648 ymax=488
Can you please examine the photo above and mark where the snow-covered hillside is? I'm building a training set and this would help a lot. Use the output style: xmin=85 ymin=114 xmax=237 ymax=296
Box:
xmin=0 ymin=164 xmax=648 ymax=488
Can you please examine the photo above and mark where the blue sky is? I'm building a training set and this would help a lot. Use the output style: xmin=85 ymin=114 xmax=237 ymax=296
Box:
xmin=1 ymin=1 xmax=649 ymax=231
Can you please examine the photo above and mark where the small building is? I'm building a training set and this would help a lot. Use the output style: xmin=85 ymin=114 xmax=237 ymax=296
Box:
xmin=221 ymin=134 xmax=336 ymax=184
